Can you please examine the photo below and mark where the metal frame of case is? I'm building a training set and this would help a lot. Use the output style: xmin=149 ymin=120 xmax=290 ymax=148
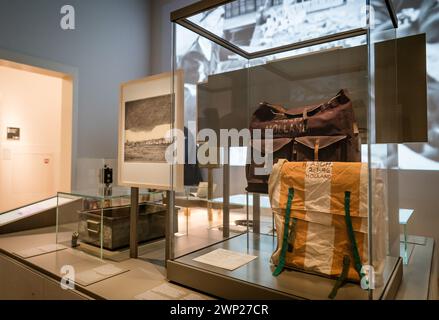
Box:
xmin=171 ymin=0 xmax=398 ymax=59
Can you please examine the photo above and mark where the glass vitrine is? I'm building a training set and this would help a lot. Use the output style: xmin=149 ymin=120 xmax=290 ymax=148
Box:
xmin=167 ymin=0 xmax=426 ymax=300
xmin=56 ymin=187 xmax=165 ymax=260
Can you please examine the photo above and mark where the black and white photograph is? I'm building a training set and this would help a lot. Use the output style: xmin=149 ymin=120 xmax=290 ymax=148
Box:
xmin=124 ymin=94 xmax=172 ymax=163
xmin=118 ymin=70 xmax=184 ymax=190
xmin=6 ymin=127 xmax=20 ymax=140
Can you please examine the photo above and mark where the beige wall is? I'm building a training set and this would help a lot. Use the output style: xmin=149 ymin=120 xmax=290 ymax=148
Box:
xmin=0 ymin=66 xmax=64 ymax=212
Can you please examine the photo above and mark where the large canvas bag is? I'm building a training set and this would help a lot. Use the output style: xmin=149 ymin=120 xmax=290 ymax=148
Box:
xmin=247 ymin=90 xmax=361 ymax=194
xmin=268 ymin=160 xmax=387 ymax=298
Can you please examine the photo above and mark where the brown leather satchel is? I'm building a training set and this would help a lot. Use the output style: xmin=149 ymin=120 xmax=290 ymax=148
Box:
xmin=246 ymin=90 xmax=361 ymax=194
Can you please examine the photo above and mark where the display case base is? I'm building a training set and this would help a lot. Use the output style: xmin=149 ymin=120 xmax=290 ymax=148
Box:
xmin=167 ymin=233 xmax=403 ymax=300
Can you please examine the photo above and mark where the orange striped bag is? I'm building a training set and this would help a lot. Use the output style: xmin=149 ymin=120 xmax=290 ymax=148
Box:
xmin=268 ymin=160 xmax=386 ymax=298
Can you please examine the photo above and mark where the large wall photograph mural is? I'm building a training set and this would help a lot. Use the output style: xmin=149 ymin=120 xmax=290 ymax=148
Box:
xmin=176 ymin=0 xmax=439 ymax=170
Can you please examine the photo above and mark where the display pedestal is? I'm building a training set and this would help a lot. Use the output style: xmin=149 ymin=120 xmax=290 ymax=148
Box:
xmin=167 ymin=233 xmax=403 ymax=300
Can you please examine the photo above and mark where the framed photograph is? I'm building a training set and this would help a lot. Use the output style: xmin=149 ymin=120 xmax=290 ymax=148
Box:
xmin=118 ymin=70 xmax=184 ymax=191
xmin=7 ymin=127 xmax=20 ymax=140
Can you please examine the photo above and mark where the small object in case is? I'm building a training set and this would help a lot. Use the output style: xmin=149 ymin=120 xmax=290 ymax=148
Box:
xmin=102 ymin=165 xmax=113 ymax=186
xmin=101 ymin=164 xmax=113 ymax=196
xmin=78 ymin=203 xmax=166 ymax=250
xmin=71 ymin=232 xmax=79 ymax=248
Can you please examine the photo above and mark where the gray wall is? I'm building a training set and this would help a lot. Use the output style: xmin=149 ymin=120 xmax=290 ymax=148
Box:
xmin=150 ymin=0 xmax=197 ymax=74
xmin=0 ymin=0 xmax=151 ymax=183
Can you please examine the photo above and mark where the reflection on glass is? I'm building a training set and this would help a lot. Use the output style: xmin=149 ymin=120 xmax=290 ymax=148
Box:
xmin=179 ymin=0 xmax=439 ymax=171
xmin=188 ymin=0 xmax=366 ymax=54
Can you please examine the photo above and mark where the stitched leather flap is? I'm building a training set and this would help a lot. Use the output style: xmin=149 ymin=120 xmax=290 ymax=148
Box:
xmin=251 ymin=138 xmax=292 ymax=154
xmin=253 ymin=102 xmax=287 ymax=121
xmin=252 ymin=90 xmax=350 ymax=121
xmin=284 ymin=104 xmax=321 ymax=118
xmin=284 ymin=89 xmax=350 ymax=118
xmin=295 ymin=136 xmax=347 ymax=150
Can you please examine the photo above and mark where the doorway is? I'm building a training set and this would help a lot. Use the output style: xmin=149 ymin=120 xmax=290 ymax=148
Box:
xmin=0 ymin=59 xmax=73 ymax=212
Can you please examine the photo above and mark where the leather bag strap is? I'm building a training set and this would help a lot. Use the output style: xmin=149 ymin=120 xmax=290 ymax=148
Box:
xmin=314 ymin=138 xmax=320 ymax=161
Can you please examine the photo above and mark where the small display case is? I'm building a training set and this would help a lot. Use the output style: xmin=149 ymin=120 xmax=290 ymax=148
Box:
xmin=56 ymin=187 xmax=164 ymax=259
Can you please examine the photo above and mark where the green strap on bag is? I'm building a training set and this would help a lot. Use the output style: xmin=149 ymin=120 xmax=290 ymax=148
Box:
xmin=287 ymin=216 xmax=298 ymax=253
xmin=272 ymin=188 xmax=294 ymax=277
xmin=329 ymin=191 xmax=366 ymax=299
xmin=273 ymin=189 xmax=366 ymax=299
xmin=328 ymin=255 xmax=351 ymax=299
xmin=344 ymin=191 xmax=365 ymax=280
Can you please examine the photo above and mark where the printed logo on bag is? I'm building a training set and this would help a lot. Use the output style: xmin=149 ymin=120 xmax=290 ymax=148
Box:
xmin=60 ymin=265 xmax=75 ymax=290
xmin=305 ymin=162 xmax=333 ymax=180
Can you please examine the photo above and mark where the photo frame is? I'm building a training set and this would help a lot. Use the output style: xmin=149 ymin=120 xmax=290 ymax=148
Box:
xmin=7 ymin=127 xmax=20 ymax=140
xmin=118 ymin=70 xmax=184 ymax=191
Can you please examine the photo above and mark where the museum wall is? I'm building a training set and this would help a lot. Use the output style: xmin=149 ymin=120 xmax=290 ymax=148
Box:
xmin=0 ymin=0 xmax=152 ymax=190
xmin=150 ymin=0 xmax=197 ymax=75
xmin=0 ymin=66 xmax=63 ymax=212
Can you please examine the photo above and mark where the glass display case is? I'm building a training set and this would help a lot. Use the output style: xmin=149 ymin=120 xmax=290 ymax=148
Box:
xmin=167 ymin=0 xmax=428 ymax=300
xmin=0 ymin=196 xmax=79 ymax=235
xmin=56 ymin=187 xmax=165 ymax=260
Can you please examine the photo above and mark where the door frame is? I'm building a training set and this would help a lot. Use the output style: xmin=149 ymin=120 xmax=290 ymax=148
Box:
xmin=0 ymin=48 xmax=78 ymax=192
